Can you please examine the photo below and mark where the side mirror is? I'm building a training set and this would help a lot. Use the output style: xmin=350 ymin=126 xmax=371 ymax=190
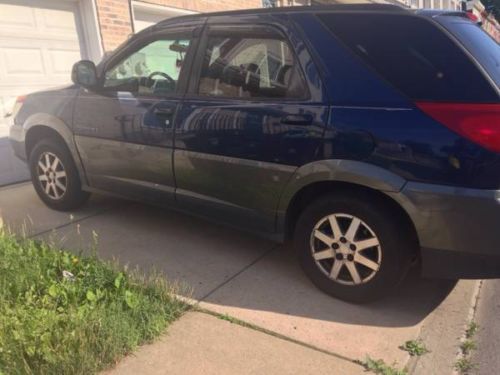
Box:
xmin=71 ymin=60 xmax=98 ymax=88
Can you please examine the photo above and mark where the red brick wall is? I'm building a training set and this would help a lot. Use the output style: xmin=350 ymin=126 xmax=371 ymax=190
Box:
xmin=95 ymin=0 xmax=134 ymax=51
xmin=139 ymin=0 xmax=262 ymax=12
xmin=95 ymin=0 xmax=262 ymax=52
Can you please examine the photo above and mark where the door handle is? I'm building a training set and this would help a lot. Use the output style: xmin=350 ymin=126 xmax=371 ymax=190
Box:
xmin=153 ymin=107 xmax=175 ymax=116
xmin=280 ymin=114 xmax=313 ymax=126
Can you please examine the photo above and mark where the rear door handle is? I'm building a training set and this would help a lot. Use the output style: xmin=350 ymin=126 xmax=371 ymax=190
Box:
xmin=280 ymin=114 xmax=313 ymax=126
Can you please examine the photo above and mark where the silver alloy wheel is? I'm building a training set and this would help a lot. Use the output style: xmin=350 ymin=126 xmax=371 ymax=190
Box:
xmin=310 ymin=213 xmax=382 ymax=285
xmin=37 ymin=152 xmax=67 ymax=200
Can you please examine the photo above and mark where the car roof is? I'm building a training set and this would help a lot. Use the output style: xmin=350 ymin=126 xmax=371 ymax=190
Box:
xmin=153 ymin=3 xmax=407 ymax=29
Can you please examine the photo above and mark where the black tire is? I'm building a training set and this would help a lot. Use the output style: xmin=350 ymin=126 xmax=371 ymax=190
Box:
xmin=294 ymin=191 xmax=415 ymax=304
xmin=29 ymin=138 xmax=90 ymax=211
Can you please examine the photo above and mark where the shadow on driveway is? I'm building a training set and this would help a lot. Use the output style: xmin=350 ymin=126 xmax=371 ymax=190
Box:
xmin=25 ymin=198 xmax=456 ymax=328
xmin=0 ymin=186 xmax=458 ymax=363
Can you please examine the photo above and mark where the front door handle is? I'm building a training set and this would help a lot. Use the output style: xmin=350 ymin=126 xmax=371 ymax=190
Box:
xmin=280 ymin=114 xmax=313 ymax=126
xmin=153 ymin=107 xmax=175 ymax=116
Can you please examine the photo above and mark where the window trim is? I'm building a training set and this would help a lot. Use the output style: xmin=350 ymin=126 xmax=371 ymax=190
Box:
xmin=98 ymin=27 xmax=200 ymax=98
xmin=186 ymin=23 xmax=311 ymax=102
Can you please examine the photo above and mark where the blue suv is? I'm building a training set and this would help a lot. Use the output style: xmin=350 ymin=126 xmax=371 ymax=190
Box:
xmin=9 ymin=4 xmax=500 ymax=302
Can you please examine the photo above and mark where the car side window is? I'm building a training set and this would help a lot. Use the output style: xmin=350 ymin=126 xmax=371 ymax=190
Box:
xmin=198 ymin=30 xmax=306 ymax=99
xmin=103 ymin=38 xmax=191 ymax=96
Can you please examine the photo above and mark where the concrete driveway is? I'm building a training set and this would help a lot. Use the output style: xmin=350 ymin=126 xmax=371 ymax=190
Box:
xmin=0 ymin=125 xmax=29 ymax=186
xmin=0 ymin=182 xmax=478 ymax=372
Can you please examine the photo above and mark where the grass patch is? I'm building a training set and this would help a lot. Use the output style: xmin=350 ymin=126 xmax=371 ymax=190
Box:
xmin=465 ymin=322 xmax=479 ymax=339
xmin=358 ymin=357 xmax=408 ymax=375
xmin=219 ymin=313 xmax=238 ymax=324
xmin=460 ymin=339 xmax=477 ymax=356
xmin=454 ymin=358 xmax=477 ymax=374
xmin=455 ymin=321 xmax=479 ymax=374
xmin=399 ymin=339 xmax=430 ymax=356
xmin=0 ymin=232 xmax=187 ymax=374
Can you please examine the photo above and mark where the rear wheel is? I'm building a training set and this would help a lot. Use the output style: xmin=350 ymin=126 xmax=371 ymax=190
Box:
xmin=294 ymin=192 xmax=414 ymax=303
xmin=29 ymin=138 xmax=90 ymax=211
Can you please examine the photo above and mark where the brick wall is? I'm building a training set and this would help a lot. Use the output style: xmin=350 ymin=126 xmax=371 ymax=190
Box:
xmin=95 ymin=0 xmax=262 ymax=52
xmin=139 ymin=0 xmax=262 ymax=12
xmin=95 ymin=0 xmax=134 ymax=51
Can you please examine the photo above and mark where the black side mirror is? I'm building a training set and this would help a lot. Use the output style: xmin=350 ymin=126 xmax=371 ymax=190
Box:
xmin=72 ymin=60 xmax=98 ymax=88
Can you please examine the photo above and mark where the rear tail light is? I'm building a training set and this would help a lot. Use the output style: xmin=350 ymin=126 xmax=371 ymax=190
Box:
xmin=416 ymin=102 xmax=500 ymax=153
xmin=465 ymin=12 xmax=480 ymax=23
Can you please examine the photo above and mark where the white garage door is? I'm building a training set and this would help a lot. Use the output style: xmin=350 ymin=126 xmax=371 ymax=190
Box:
xmin=0 ymin=0 xmax=87 ymax=119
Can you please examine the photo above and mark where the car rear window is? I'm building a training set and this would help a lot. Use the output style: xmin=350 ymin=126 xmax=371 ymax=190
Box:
xmin=317 ymin=13 xmax=499 ymax=103
xmin=437 ymin=18 xmax=500 ymax=89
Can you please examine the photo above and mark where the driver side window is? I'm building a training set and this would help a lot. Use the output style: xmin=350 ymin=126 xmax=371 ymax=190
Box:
xmin=103 ymin=38 xmax=191 ymax=96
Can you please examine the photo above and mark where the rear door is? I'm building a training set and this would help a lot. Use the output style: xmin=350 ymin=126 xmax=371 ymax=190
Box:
xmin=173 ymin=17 xmax=328 ymax=233
xmin=73 ymin=24 xmax=200 ymax=205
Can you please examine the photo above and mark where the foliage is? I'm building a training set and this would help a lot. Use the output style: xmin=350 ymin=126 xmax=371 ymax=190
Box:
xmin=460 ymin=339 xmax=477 ymax=356
xmin=465 ymin=322 xmax=479 ymax=339
xmin=360 ymin=357 xmax=408 ymax=375
xmin=454 ymin=358 xmax=477 ymax=374
xmin=0 ymin=232 xmax=186 ymax=375
xmin=399 ymin=339 xmax=430 ymax=357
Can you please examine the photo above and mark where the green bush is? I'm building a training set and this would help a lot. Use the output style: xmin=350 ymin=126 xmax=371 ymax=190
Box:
xmin=0 ymin=232 xmax=187 ymax=374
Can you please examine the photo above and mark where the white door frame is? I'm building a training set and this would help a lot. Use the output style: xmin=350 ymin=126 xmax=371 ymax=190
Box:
xmin=131 ymin=1 xmax=198 ymax=33
xmin=78 ymin=0 xmax=104 ymax=62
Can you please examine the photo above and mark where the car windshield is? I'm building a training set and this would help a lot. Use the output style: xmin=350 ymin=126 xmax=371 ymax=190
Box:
xmin=438 ymin=18 xmax=500 ymax=89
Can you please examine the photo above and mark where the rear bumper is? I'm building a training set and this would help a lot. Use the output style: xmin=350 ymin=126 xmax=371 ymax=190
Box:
xmin=391 ymin=182 xmax=500 ymax=279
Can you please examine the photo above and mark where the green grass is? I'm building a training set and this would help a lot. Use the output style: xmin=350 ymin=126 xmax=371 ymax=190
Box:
xmin=465 ymin=322 xmax=479 ymax=339
xmin=358 ymin=357 xmax=408 ymax=375
xmin=454 ymin=321 xmax=479 ymax=374
xmin=0 ymin=232 xmax=187 ymax=375
xmin=460 ymin=339 xmax=477 ymax=356
xmin=454 ymin=358 xmax=477 ymax=374
xmin=399 ymin=339 xmax=430 ymax=356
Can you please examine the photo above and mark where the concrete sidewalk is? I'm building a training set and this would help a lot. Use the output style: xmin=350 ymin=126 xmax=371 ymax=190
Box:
xmin=104 ymin=311 xmax=365 ymax=375
xmin=0 ymin=182 xmax=479 ymax=374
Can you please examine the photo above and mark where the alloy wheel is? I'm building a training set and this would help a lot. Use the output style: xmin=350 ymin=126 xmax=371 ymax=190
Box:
xmin=37 ymin=152 xmax=67 ymax=200
xmin=310 ymin=213 xmax=382 ymax=285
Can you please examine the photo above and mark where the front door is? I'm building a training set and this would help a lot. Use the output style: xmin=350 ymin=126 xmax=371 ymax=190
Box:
xmin=73 ymin=27 xmax=197 ymax=204
xmin=174 ymin=22 xmax=328 ymax=233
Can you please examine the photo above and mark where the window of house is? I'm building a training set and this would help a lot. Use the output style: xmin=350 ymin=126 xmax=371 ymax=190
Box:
xmin=197 ymin=32 xmax=306 ymax=99
xmin=104 ymin=38 xmax=191 ymax=96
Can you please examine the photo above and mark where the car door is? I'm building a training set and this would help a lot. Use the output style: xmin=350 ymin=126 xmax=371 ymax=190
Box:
xmin=73 ymin=24 xmax=200 ymax=205
xmin=174 ymin=18 xmax=328 ymax=234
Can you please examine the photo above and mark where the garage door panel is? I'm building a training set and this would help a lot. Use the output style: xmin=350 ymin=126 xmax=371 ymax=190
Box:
xmin=0 ymin=0 xmax=86 ymax=120
xmin=0 ymin=41 xmax=81 ymax=81
xmin=0 ymin=3 xmax=37 ymax=30
xmin=49 ymin=49 xmax=81 ymax=75
xmin=2 ymin=47 xmax=44 ymax=76
xmin=40 ymin=5 xmax=81 ymax=36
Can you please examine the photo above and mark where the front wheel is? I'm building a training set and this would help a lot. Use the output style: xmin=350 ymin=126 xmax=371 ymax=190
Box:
xmin=294 ymin=192 xmax=414 ymax=303
xmin=29 ymin=138 xmax=90 ymax=211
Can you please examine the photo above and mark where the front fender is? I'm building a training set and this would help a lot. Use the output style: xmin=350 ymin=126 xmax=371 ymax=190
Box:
xmin=22 ymin=113 xmax=88 ymax=186
xmin=276 ymin=159 xmax=407 ymax=232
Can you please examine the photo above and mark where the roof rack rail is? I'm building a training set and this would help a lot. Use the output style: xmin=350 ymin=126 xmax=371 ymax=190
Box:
xmin=155 ymin=3 xmax=407 ymax=28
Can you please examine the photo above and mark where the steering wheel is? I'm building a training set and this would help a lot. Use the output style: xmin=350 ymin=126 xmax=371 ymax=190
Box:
xmin=147 ymin=71 xmax=175 ymax=92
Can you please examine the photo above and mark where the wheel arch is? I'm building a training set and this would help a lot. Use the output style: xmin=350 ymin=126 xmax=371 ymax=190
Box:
xmin=23 ymin=114 xmax=88 ymax=186
xmin=278 ymin=160 xmax=419 ymax=254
